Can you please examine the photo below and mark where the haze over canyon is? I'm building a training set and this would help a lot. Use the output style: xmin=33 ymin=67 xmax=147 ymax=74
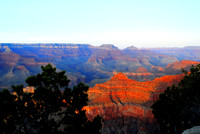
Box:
xmin=0 ymin=43 xmax=200 ymax=90
xmin=1 ymin=43 xmax=200 ymax=133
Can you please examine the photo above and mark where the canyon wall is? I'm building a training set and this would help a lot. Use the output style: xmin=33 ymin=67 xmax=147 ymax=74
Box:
xmin=1 ymin=43 xmax=199 ymax=90
xmin=84 ymin=72 xmax=185 ymax=133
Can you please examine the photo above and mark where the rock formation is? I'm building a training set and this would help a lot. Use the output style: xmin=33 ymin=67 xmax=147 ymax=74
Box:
xmin=84 ymin=72 xmax=185 ymax=133
xmin=182 ymin=126 xmax=200 ymax=134
xmin=0 ymin=43 xmax=200 ymax=91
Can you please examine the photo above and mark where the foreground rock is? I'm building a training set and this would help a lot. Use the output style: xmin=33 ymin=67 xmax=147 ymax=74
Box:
xmin=182 ymin=126 xmax=200 ymax=134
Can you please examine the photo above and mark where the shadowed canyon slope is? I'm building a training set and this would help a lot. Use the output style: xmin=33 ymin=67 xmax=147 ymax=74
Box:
xmin=150 ymin=46 xmax=200 ymax=61
xmin=0 ymin=43 xmax=200 ymax=89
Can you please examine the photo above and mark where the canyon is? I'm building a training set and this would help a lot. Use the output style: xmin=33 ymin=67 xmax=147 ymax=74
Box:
xmin=1 ymin=43 xmax=200 ymax=133
xmin=1 ymin=43 xmax=200 ymax=90
xmin=84 ymin=72 xmax=185 ymax=133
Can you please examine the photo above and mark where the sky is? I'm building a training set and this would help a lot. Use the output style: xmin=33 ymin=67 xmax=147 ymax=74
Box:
xmin=0 ymin=0 xmax=200 ymax=49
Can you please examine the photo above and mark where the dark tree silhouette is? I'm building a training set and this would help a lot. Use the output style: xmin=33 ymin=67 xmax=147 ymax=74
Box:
xmin=0 ymin=89 xmax=16 ymax=133
xmin=151 ymin=64 xmax=200 ymax=134
xmin=0 ymin=64 xmax=102 ymax=134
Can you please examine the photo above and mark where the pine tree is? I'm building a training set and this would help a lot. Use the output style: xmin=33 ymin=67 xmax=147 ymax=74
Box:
xmin=151 ymin=64 xmax=200 ymax=134
xmin=0 ymin=64 xmax=102 ymax=134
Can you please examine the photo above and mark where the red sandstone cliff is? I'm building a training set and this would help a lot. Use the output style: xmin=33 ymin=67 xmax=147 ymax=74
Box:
xmin=84 ymin=73 xmax=184 ymax=121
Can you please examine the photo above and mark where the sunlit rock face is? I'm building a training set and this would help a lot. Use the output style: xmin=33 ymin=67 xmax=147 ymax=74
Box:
xmin=88 ymin=73 xmax=154 ymax=106
xmin=163 ymin=60 xmax=200 ymax=74
xmin=84 ymin=73 xmax=185 ymax=133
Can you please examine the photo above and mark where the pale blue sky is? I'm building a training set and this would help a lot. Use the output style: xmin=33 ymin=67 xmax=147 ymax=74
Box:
xmin=0 ymin=0 xmax=200 ymax=48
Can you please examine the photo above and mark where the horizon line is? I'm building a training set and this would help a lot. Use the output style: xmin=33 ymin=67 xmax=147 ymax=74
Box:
xmin=1 ymin=42 xmax=199 ymax=49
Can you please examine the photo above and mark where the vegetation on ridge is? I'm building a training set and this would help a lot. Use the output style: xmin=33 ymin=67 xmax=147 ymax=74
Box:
xmin=0 ymin=64 xmax=102 ymax=134
xmin=152 ymin=64 xmax=200 ymax=134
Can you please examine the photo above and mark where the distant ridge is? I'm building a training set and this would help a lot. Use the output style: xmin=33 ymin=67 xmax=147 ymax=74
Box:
xmin=0 ymin=43 xmax=200 ymax=89
xmin=0 ymin=43 xmax=92 ymax=49
xmin=183 ymin=46 xmax=200 ymax=49
xmin=1 ymin=43 xmax=200 ymax=49
xmin=149 ymin=46 xmax=200 ymax=61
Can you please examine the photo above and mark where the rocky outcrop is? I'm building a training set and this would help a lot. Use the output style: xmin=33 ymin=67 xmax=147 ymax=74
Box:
xmin=124 ymin=67 xmax=154 ymax=81
xmin=165 ymin=60 xmax=200 ymax=69
xmin=163 ymin=60 xmax=200 ymax=74
xmin=99 ymin=44 xmax=119 ymax=50
xmin=135 ymin=67 xmax=149 ymax=73
xmin=84 ymin=72 xmax=185 ymax=133
xmin=182 ymin=126 xmax=200 ymax=134
xmin=85 ymin=73 xmax=184 ymax=119
xmin=23 ymin=86 xmax=34 ymax=93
